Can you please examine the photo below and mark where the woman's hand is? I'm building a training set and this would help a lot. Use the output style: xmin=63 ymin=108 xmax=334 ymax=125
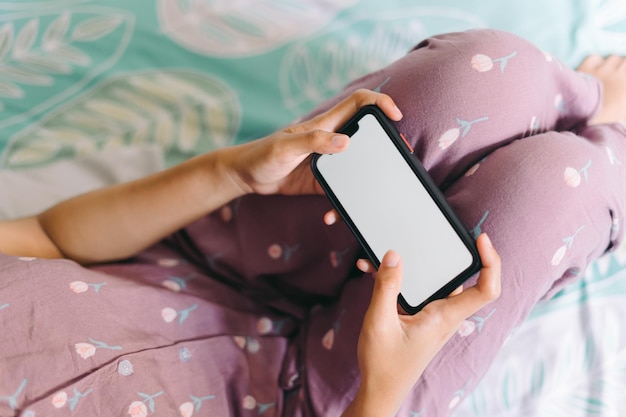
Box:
xmin=220 ymin=89 xmax=402 ymax=196
xmin=342 ymin=233 xmax=501 ymax=417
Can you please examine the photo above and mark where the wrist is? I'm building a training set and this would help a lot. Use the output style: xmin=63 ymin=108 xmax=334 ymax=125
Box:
xmin=342 ymin=383 xmax=405 ymax=417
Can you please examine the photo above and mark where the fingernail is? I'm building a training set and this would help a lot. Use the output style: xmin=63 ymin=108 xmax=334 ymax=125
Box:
xmin=394 ymin=105 xmax=403 ymax=119
xmin=332 ymin=135 xmax=348 ymax=147
xmin=325 ymin=211 xmax=337 ymax=225
xmin=483 ymin=233 xmax=493 ymax=249
xmin=383 ymin=251 xmax=400 ymax=267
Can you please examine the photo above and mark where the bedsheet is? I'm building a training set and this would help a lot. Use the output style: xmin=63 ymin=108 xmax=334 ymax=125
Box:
xmin=1 ymin=1 xmax=626 ymax=416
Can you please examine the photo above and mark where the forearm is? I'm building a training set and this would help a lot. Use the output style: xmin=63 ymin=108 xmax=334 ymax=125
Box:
xmin=34 ymin=147 xmax=245 ymax=264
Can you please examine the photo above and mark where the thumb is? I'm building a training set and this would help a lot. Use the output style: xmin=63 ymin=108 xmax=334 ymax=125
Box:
xmin=367 ymin=251 xmax=403 ymax=319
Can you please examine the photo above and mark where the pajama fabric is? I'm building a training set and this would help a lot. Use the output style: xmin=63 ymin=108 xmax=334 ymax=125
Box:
xmin=1 ymin=29 xmax=625 ymax=417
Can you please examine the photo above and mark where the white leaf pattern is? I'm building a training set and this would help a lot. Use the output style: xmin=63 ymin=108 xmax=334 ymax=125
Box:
xmin=13 ymin=18 xmax=38 ymax=58
xmin=0 ymin=8 xmax=133 ymax=127
xmin=158 ymin=0 xmax=358 ymax=57
xmin=3 ymin=70 xmax=240 ymax=168
xmin=71 ymin=16 xmax=123 ymax=41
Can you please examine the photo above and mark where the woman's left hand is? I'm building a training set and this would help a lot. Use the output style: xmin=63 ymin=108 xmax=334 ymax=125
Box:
xmin=220 ymin=89 xmax=402 ymax=196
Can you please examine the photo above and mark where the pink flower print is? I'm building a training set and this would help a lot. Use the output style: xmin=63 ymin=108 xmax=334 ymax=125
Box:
xmin=268 ymin=242 xmax=300 ymax=261
xmin=161 ymin=307 xmax=178 ymax=323
xmin=464 ymin=157 xmax=487 ymax=177
xmin=161 ymin=304 xmax=198 ymax=324
xmin=268 ymin=243 xmax=282 ymax=259
xmin=130 ymin=391 xmax=163 ymax=416
xmin=564 ymin=160 xmax=591 ymax=188
xmin=551 ymin=226 xmax=585 ymax=266
xmin=606 ymin=146 xmax=622 ymax=166
xmin=179 ymin=347 xmax=192 ymax=362
xmin=74 ymin=342 xmax=96 ymax=359
xmin=471 ymin=308 xmax=496 ymax=333
xmin=329 ymin=248 xmax=350 ymax=268
xmin=233 ymin=336 xmax=246 ymax=349
xmin=70 ymin=281 xmax=106 ymax=294
xmin=322 ymin=328 xmax=335 ymax=350
xmin=118 ymin=359 xmax=134 ymax=376
xmin=128 ymin=401 xmax=148 ymax=417
xmin=438 ymin=117 xmax=488 ymax=149
xmin=180 ymin=394 xmax=216 ymax=416
xmin=242 ymin=395 xmax=257 ymax=410
xmin=464 ymin=163 xmax=480 ymax=177
xmin=471 ymin=54 xmax=493 ymax=72
xmin=257 ymin=317 xmax=273 ymax=334
xmin=52 ymin=391 xmax=68 ymax=408
xmin=321 ymin=309 xmax=346 ymax=350
xmin=448 ymin=379 xmax=473 ymax=410
xmin=70 ymin=281 xmax=88 ymax=294
xmin=157 ymin=258 xmax=179 ymax=267
xmin=471 ymin=51 xmax=517 ymax=73
xmin=241 ymin=395 xmax=274 ymax=414
xmin=162 ymin=274 xmax=195 ymax=292
xmin=180 ymin=402 xmax=194 ymax=417
xmin=246 ymin=338 xmax=260 ymax=353
xmin=75 ymin=338 xmax=122 ymax=359
xmin=457 ymin=320 xmax=476 ymax=337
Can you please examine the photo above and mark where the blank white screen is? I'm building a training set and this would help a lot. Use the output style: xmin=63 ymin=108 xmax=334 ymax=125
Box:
xmin=317 ymin=114 xmax=473 ymax=307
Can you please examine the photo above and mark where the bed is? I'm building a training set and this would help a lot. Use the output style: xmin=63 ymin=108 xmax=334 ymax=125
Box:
xmin=1 ymin=1 xmax=626 ymax=416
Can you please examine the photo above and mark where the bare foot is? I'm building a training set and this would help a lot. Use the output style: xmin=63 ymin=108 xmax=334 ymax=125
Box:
xmin=577 ymin=55 xmax=626 ymax=125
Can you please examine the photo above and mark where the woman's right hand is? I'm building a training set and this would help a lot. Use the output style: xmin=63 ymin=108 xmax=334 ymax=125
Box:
xmin=342 ymin=233 xmax=501 ymax=417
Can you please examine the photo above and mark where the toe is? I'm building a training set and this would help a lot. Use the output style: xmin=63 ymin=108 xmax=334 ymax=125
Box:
xmin=578 ymin=54 xmax=603 ymax=71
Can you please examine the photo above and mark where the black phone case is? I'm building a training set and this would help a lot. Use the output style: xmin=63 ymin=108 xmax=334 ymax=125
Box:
xmin=311 ymin=105 xmax=481 ymax=314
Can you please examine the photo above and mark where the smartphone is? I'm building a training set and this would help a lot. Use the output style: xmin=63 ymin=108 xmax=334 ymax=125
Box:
xmin=311 ymin=105 xmax=481 ymax=314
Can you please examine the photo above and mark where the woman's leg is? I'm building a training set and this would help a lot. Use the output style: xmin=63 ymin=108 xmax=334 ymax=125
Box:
xmin=299 ymin=124 xmax=626 ymax=417
xmin=304 ymin=29 xmax=603 ymax=187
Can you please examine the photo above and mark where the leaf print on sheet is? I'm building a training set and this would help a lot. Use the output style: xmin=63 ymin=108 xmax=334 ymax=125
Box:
xmin=280 ymin=8 xmax=484 ymax=115
xmin=158 ymin=0 xmax=356 ymax=57
xmin=455 ymin=300 xmax=626 ymax=417
xmin=128 ymin=391 xmax=164 ymax=417
xmin=0 ymin=7 xmax=133 ymax=129
xmin=2 ymin=70 xmax=241 ymax=168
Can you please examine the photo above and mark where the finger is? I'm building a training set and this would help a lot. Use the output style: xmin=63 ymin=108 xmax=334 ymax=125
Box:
xmin=366 ymin=250 xmax=403 ymax=320
xmin=448 ymin=285 xmax=464 ymax=297
xmin=578 ymin=55 xmax=603 ymax=71
xmin=301 ymin=89 xmax=403 ymax=133
xmin=443 ymin=233 xmax=501 ymax=319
